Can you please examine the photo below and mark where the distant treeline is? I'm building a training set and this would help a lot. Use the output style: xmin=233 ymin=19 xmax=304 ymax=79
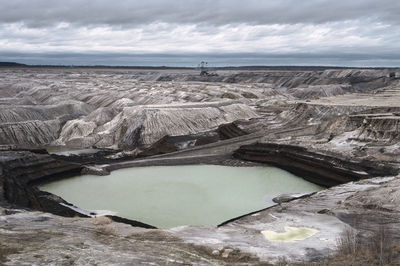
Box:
xmin=0 ymin=62 xmax=192 ymax=70
xmin=0 ymin=62 xmax=28 ymax=67
xmin=0 ymin=61 xmax=398 ymax=71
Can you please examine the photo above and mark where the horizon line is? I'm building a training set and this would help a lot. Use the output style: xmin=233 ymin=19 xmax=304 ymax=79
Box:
xmin=1 ymin=61 xmax=399 ymax=70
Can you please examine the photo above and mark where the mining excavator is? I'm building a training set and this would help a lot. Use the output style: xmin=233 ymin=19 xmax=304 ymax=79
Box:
xmin=198 ymin=61 xmax=218 ymax=76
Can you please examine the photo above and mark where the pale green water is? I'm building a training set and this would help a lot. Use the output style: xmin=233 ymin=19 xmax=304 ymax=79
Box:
xmin=40 ymin=165 xmax=323 ymax=228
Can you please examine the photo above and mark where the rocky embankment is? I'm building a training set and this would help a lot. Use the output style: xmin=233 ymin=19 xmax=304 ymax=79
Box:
xmin=0 ymin=149 xmax=82 ymax=215
xmin=234 ymin=142 xmax=398 ymax=187
xmin=0 ymin=149 xmax=157 ymax=228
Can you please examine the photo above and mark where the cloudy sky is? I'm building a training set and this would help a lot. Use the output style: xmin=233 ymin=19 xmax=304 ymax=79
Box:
xmin=1 ymin=0 xmax=400 ymax=66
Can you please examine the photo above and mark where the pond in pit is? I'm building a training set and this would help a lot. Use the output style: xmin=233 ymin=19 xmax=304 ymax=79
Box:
xmin=40 ymin=165 xmax=323 ymax=228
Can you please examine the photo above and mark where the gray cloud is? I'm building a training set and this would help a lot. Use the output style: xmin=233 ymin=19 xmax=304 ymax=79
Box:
xmin=1 ymin=0 xmax=400 ymax=27
xmin=0 ymin=0 xmax=399 ymax=67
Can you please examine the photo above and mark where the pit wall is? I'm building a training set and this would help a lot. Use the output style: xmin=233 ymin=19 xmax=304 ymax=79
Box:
xmin=0 ymin=150 xmax=83 ymax=213
xmin=348 ymin=107 xmax=400 ymax=142
xmin=1 ymin=143 xmax=397 ymax=228
xmin=0 ymin=150 xmax=156 ymax=228
xmin=233 ymin=142 xmax=398 ymax=187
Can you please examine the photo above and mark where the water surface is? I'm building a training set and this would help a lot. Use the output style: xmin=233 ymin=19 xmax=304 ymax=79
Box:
xmin=41 ymin=165 xmax=323 ymax=228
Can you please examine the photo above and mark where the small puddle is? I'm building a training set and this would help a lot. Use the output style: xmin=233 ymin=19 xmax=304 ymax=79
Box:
xmin=262 ymin=226 xmax=319 ymax=242
xmin=40 ymin=165 xmax=323 ymax=228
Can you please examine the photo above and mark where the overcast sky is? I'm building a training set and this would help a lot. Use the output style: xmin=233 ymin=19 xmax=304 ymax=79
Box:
xmin=1 ymin=0 xmax=400 ymax=66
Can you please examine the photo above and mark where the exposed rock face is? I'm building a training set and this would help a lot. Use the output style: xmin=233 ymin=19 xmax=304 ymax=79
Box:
xmin=0 ymin=103 xmax=93 ymax=145
xmin=234 ymin=142 xmax=398 ymax=187
xmin=56 ymin=101 xmax=257 ymax=148
xmin=0 ymin=67 xmax=396 ymax=148
xmin=0 ymin=150 xmax=158 ymax=229
xmin=348 ymin=109 xmax=400 ymax=142
xmin=0 ymin=120 xmax=61 ymax=145
xmin=0 ymin=150 xmax=82 ymax=208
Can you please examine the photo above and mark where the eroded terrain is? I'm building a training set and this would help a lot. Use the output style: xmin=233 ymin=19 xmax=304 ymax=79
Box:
xmin=1 ymin=67 xmax=400 ymax=265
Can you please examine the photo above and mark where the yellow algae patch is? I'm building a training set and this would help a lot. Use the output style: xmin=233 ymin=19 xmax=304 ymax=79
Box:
xmin=262 ymin=226 xmax=319 ymax=242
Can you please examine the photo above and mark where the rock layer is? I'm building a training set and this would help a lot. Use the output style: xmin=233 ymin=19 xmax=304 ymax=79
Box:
xmin=234 ymin=142 xmax=397 ymax=187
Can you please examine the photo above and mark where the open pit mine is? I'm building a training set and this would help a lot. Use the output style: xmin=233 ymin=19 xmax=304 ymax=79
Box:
xmin=1 ymin=66 xmax=400 ymax=265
